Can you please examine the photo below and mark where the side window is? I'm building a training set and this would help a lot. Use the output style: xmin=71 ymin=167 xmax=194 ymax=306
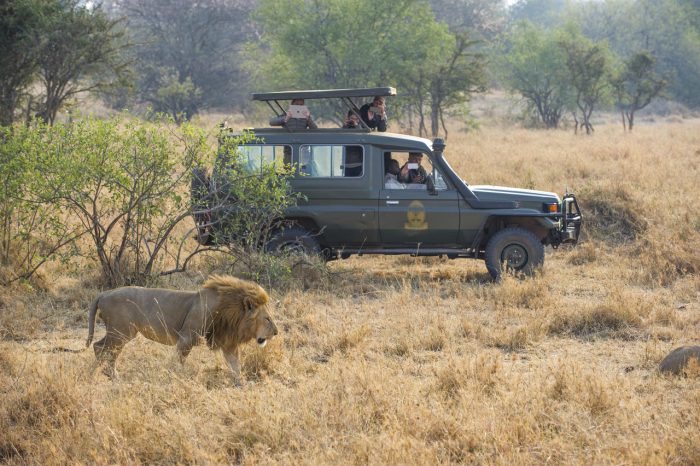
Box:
xmin=383 ymin=152 xmax=450 ymax=190
xmin=299 ymin=145 xmax=363 ymax=178
xmin=237 ymin=145 xmax=291 ymax=173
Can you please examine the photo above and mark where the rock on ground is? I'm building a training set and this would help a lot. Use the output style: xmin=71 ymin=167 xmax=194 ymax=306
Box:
xmin=659 ymin=345 xmax=700 ymax=375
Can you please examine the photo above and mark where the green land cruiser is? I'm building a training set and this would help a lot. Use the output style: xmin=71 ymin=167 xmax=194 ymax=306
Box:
xmin=192 ymin=87 xmax=581 ymax=279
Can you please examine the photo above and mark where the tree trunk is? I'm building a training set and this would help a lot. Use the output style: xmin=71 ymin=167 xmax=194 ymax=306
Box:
xmin=24 ymin=96 xmax=33 ymax=126
xmin=620 ymin=109 xmax=626 ymax=132
xmin=417 ymin=95 xmax=427 ymax=138
xmin=582 ymin=107 xmax=594 ymax=135
xmin=439 ymin=107 xmax=448 ymax=140
xmin=430 ymin=101 xmax=440 ymax=138
xmin=38 ymin=88 xmax=62 ymax=124
xmin=626 ymin=111 xmax=634 ymax=132
xmin=0 ymin=89 xmax=18 ymax=127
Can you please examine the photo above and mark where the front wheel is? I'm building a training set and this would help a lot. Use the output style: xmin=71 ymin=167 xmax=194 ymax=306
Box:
xmin=484 ymin=227 xmax=545 ymax=280
xmin=265 ymin=227 xmax=322 ymax=256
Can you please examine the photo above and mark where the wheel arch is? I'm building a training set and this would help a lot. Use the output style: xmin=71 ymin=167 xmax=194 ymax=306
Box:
xmin=475 ymin=215 xmax=556 ymax=251
xmin=275 ymin=216 xmax=327 ymax=246
xmin=282 ymin=216 xmax=321 ymax=233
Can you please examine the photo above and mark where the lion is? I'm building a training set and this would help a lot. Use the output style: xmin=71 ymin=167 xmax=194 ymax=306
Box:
xmin=86 ymin=275 xmax=278 ymax=385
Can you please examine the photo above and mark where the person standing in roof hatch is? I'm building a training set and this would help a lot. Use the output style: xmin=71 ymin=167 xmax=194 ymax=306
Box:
xmin=270 ymin=98 xmax=318 ymax=130
xmin=359 ymin=96 xmax=387 ymax=132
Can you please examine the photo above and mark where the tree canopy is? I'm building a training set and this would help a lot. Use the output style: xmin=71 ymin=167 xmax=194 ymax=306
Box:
xmin=2 ymin=0 xmax=700 ymax=128
xmin=0 ymin=0 xmax=129 ymax=126
xmin=250 ymin=0 xmax=485 ymax=137
xmin=499 ymin=22 xmax=573 ymax=128
xmin=612 ymin=51 xmax=668 ymax=131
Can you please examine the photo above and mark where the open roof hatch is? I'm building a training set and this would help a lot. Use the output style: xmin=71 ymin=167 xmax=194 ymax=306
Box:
xmin=251 ymin=87 xmax=396 ymax=131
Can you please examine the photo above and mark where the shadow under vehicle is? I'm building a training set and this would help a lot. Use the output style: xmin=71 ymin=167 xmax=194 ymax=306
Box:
xmin=191 ymin=87 xmax=582 ymax=279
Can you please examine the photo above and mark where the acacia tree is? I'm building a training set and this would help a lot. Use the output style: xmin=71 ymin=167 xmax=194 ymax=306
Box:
xmin=252 ymin=0 xmax=486 ymax=137
xmin=554 ymin=0 xmax=700 ymax=109
xmin=34 ymin=1 xmax=129 ymax=124
xmin=252 ymin=0 xmax=439 ymax=117
xmin=0 ymin=0 xmax=45 ymax=126
xmin=429 ymin=0 xmax=507 ymax=38
xmin=612 ymin=51 xmax=667 ymax=131
xmin=559 ymin=30 xmax=613 ymax=134
xmin=119 ymin=0 xmax=255 ymax=119
xmin=501 ymin=22 xmax=573 ymax=128
xmin=426 ymin=33 xmax=486 ymax=138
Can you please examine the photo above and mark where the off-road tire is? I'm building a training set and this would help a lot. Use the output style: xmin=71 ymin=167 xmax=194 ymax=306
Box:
xmin=484 ymin=227 xmax=545 ymax=280
xmin=265 ymin=227 xmax=321 ymax=256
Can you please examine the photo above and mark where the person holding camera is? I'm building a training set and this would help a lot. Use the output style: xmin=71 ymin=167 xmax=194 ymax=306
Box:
xmin=399 ymin=152 xmax=428 ymax=184
xmin=359 ymin=96 xmax=387 ymax=132
xmin=270 ymin=98 xmax=318 ymax=130
xmin=342 ymin=110 xmax=361 ymax=129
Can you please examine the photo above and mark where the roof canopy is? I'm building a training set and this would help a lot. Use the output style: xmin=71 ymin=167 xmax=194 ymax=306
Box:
xmin=251 ymin=87 xmax=396 ymax=102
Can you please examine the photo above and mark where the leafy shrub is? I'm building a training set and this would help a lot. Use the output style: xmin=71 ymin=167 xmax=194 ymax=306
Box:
xmin=205 ymin=131 xmax=301 ymax=252
xmin=36 ymin=115 xmax=209 ymax=285
xmin=0 ymin=123 xmax=83 ymax=284
xmin=1 ymin=115 xmax=308 ymax=287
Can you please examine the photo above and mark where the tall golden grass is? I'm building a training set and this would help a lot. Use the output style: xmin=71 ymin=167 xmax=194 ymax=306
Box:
xmin=1 ymin=120 xmax=699 ymax=464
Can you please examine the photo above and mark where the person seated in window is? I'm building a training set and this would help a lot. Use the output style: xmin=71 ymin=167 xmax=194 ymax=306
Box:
xmin=270 ymin=98 xmax=318 ymax=130
xmin=384 ymin=159 xmax=404 ymax=189
xmin=283 ymin=146 xmax=292 ymax=166
xmin=342 ymin=110 xmax=361 ymax=129
xmin=359 ymin=96 xmax=387 ymax=132
xmin=344 ymin=147 xmax=363 ymax=177
xmin=399 ymin=152 xmax=428 ymax=185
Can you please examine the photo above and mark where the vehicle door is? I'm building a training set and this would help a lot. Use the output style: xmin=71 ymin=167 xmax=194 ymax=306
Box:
xmin=378 ymin=151 xmax=460 ymax=246
xmin=291 ymin=144 xmax=379 ymax=246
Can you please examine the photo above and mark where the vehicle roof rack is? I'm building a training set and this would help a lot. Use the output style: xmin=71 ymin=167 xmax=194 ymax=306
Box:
xmin=251 ymin=87 xmax=396 ymax=132
xmin=251 ymin=87 xmax=396 ymax=101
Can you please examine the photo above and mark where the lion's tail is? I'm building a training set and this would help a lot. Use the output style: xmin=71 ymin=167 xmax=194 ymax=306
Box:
xmin=86 ymin=296 xmax=100 ymax=348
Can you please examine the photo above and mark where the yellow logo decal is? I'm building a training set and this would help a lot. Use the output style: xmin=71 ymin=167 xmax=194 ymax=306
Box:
xmin=404 ymin=200 xmax=428 ymax=230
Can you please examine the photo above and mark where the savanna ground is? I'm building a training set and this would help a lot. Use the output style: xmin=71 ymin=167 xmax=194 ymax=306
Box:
xmin=1 ymin=116 xmax=699 ymax=464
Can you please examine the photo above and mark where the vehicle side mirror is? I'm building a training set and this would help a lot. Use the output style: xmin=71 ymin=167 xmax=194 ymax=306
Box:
xmin=426 ymin=175 xmax=437 ymax=195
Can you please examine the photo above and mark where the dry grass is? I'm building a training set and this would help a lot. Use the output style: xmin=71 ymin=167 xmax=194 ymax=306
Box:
xmin=1 ymin=121 xmax=699 ymax=464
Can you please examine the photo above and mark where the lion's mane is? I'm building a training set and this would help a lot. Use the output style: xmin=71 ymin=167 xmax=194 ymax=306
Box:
xmin=203 ymin=274 xmax=270 ymax=350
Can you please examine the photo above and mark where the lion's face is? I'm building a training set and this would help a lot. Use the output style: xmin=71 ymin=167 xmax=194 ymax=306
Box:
xmin=244 ymin=302 xmax=278 ymax=347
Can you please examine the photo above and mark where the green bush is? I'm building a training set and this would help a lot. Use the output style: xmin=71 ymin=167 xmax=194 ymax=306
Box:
xmin=0 ymin=122 xmax=82 ymax=284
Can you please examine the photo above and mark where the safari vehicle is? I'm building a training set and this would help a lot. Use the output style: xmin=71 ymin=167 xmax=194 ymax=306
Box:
xmin=192 ymin=87 xmax=582 ymax=279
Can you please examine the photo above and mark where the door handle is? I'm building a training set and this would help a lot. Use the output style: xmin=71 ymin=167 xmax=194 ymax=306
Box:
xmin=386 ymin=200 xmax=399 ymax=205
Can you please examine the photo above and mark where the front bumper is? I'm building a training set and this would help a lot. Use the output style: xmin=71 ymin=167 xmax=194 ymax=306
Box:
xmin=551 ymin=193 xmax=582 ymax=246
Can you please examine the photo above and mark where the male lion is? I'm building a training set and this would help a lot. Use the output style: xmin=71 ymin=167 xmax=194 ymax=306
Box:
xmin=86 ymin=275 xmax=278 ymax=384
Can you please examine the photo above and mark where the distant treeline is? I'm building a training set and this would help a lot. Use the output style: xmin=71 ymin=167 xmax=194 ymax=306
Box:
xmin=1 ymin=0 xmax=699 ymax=134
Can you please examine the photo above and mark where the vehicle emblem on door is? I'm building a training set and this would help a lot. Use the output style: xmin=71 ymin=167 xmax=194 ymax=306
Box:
xmin=405 ymin=200 xmax=428 ymax=230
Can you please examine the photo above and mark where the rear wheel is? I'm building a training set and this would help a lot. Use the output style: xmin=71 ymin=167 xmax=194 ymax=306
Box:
xmin=484 ymin=227 xmax=544 ymax=280
xmin=265 ymin=227 xmax=321 ymax=256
